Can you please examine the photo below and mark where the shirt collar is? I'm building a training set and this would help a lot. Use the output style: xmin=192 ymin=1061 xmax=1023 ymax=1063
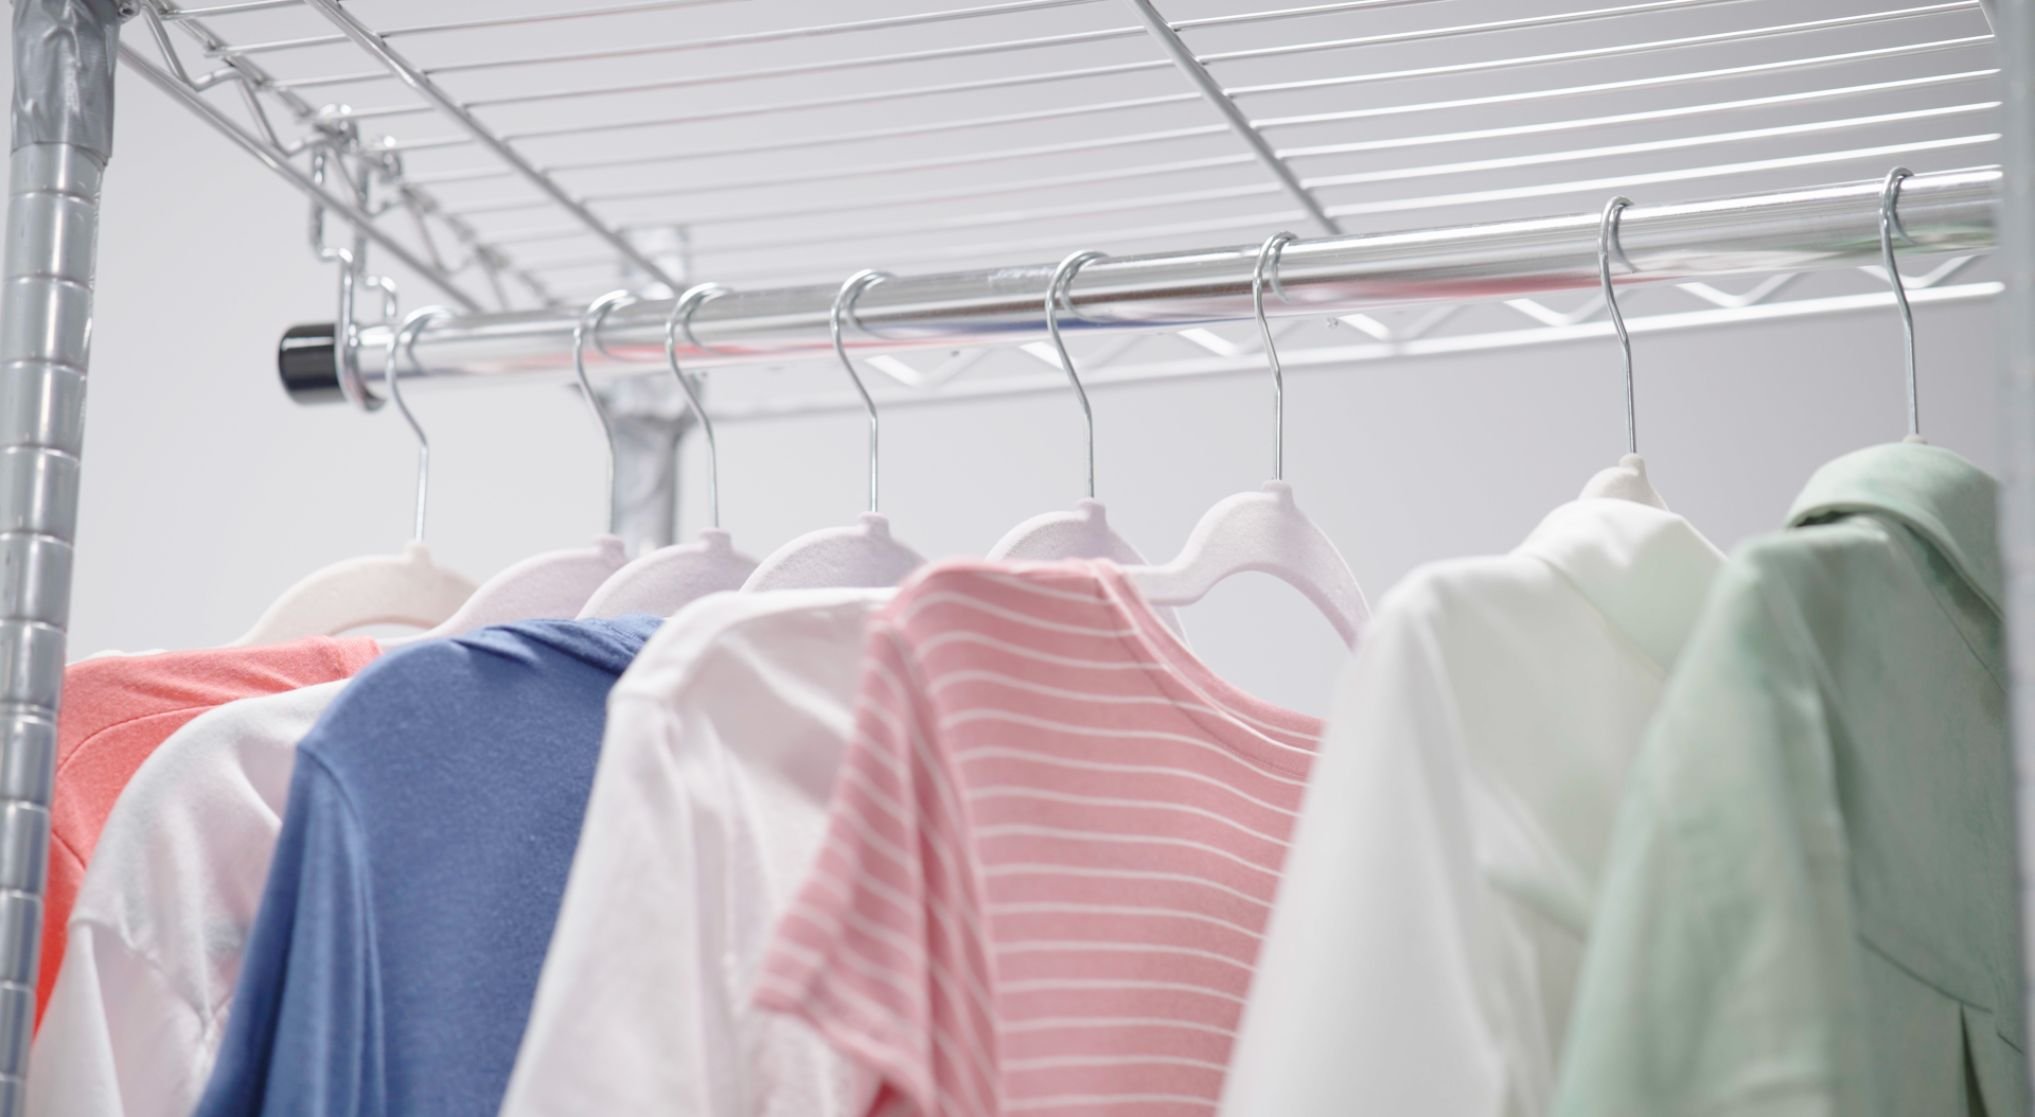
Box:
xmin=1518 ymin=499 xmax=1727 ymax=672
xmin=1786 ymin=442 xmax=2002 ymax=616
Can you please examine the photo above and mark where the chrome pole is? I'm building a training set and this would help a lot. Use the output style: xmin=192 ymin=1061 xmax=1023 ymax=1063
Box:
xmin=0 ymin=0 xmax=128 ymax=1108
xmin=301 ymin=168 xmax=2002 ymax=400
xmin=599 ymin=376 xmax=692 ymax=553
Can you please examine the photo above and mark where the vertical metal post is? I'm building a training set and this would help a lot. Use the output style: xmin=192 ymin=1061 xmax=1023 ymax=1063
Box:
xmin=599 ymin=376 xmax=691 ymax=554
xmin=0 ymin=0 xmax=126 ymax=1107
xmin=2001 ymin=0 xmax=2035 ymax=1108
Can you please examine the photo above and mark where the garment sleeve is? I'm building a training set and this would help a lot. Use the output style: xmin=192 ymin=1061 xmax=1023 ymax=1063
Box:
xmin=1551 ymin=564 xmax=1866 ymax=1117
xmin=754 ymin=623 xmax=997 ymax=1117
xmin=28 ymin=925 xmax=212 ymax=1117
xmin=189 ymin=755 xmax=379 ymax=1117
xmin=43 ymin=706 xmax=230 ymax=1021
xmin=1219 ymin=594 xmax=1521 ymax=1117
xmin=497 ymin=694 xmax=715 ymax=1116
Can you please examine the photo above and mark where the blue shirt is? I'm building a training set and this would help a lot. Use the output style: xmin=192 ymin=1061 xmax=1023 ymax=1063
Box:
xmin=194 ymin=616 xmax=660 ymax=1117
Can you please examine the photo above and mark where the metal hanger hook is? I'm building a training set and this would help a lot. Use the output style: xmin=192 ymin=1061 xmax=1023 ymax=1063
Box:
xmin=573 ymin=290 xmax=638 ymax=532
xmin=389 ymin=305 xmax=453 ymax=544
xmin=666 ymin=282 xmax=731 ymax=530
xmin=1252 ymin=232 xmax=1299 ymax=482
xmin=1046 ymin=249 xmax=1108 ymax=499
xmin=1879 ymin=166 xmax=1919 ymax=439
xmin=831 ymin=269 xmax=894 ymax=514
xmin=334 ymin=273 xmax=397 ymax=413
xmin=1597 ymin=196 xmax=1638 ymax=457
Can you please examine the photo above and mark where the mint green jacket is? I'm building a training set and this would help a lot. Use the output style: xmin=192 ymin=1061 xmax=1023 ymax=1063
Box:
xmin=1553 ymin=443 xmax=2021 ymax=1117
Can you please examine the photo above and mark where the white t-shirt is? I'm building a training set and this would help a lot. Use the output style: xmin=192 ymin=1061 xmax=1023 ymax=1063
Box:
xmin=499 ymin=588 xmax=888 ymax=1117
xmin=1218 ymin=499 xmax=1723 ymax=1117
xmin=29 ymin=681 xmax=348 ymax=1117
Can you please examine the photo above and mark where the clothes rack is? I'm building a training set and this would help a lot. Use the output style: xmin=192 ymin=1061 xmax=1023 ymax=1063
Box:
xmin=278 ymin=167 xmax=2003 ymax=394
xmin=2 ymin=0 xmax=2031 ymax=1111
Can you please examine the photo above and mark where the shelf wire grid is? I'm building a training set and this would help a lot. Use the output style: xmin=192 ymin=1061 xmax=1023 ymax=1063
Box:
xmin=126 ymin=0 xmax=2003 ymax=404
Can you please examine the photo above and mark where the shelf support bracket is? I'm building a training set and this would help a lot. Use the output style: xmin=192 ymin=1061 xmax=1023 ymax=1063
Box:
xmin=1121 ymin=0 xmax=1338 ymax=236
xmin=301 ymin=0 xmax=682 ymax=293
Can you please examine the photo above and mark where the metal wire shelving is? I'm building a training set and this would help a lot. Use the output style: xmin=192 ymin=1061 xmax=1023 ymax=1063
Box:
xmin=125 ymin=0 xmax=2002 ymax=305
xmin=0 ymin=1 xmax=2027 ymax=1110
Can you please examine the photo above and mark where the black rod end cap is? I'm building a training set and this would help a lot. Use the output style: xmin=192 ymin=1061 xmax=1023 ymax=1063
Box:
xmin=278 ymin=323 xmax=343 ymax=404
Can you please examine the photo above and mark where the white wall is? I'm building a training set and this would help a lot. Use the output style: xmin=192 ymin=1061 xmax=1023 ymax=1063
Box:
xmin=26 ymin=32 xmax=2004 ymax=716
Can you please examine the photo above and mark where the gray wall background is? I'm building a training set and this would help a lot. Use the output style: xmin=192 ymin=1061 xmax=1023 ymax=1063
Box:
xmin=23 ymin=18 xmax=2004 ymax=715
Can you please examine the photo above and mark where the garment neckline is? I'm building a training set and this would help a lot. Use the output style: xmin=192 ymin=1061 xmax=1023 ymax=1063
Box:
xmin=1082 ymin=560 xmax=1322 ymax=777
xmin=1787 ymin=441 xmax=2001 ymax=616
xmin=1518 ymin=499 xmax=1725 ymax=673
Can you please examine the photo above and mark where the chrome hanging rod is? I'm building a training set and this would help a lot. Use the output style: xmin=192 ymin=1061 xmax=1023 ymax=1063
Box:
xmin=281 ymin=167 xmax=1999 ymax=404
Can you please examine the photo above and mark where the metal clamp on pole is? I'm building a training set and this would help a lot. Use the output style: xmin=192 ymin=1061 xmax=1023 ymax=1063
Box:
xmin=1 ymin=0 xmax=131 ymax=1107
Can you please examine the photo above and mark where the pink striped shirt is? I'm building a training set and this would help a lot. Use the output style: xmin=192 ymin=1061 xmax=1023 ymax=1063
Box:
xmin=756 ymin=560 xmax=1321 ymax=1117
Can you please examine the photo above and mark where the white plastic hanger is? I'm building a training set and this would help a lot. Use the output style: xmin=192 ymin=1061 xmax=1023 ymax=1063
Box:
xmin=989 ymin=250 xmax=1182 ymax=619
xmin=579 ymin=282 xmax=759 ymax=617
xmin=1880 ymin=166 xmax=1929 ymax=445
xmin=743 ymin=269 xmax=926 ymax=591
xmin=232 ymin=299 xmax=477 ymax=645
xmin=1122 ymin=232 xmax=1370 ymax=648
xmin=1578 ymin=196 xmax=1671 ymax=508
xmin=387 ymin=291 xmax=637 ymax=645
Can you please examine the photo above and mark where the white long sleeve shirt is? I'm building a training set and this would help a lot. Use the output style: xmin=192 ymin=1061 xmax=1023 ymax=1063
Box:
xmin=29 ymin=681 xmax=348 ymax=1117
xmin=1219 ymin=499 xmax=1722 ymax=1117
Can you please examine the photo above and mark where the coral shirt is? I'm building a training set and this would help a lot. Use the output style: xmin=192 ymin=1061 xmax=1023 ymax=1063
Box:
xmin=42 ymin=637 xmax=379 ymax=1024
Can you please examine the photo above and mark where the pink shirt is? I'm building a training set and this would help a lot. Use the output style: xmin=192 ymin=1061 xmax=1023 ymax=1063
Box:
xmin=757 ymin=561 xmax=1320 ymax=1117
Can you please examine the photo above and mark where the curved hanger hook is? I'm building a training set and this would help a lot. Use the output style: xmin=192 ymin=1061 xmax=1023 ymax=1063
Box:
xmin=1046 ymin=249 xmax=1109 ymax=499
xmin=1879 ymin=166 xmax=1919 ymax=438
xmin=832 ymin=269 xmax=894 ymax=514
xmin=389 ymin=305 xmax=454 ymax=543
xmin=1597 ymin=196 xmax=1637 ymax=456
xmin=1252 ymin=232 xmax=1299 ymax=481
xmin=666 ymin=282 xmax=731 ymax=529
xmin=573 ymin=289 xmax=638 ymax=530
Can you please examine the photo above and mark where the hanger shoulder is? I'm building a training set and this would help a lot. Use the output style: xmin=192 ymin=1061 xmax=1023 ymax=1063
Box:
xmin=987 ymin=499 xmax=1118 ymax=563
xmin=578 ymin=529 xmax=758 ymax=619
xmin=743 ymin=513 xmax=925 ymax=593
xmin=232 ymin=542 xmax=476 ymax=647
xmin=1127 ymin=482 xmax=1369 ymax=646
xmin=1578 ymin=452 xmax=1670 ymax=509
xmin=389 ymin=535 xmax=629 ymax=645
xmin=989 ymin=499 xmax=1187 ymax=637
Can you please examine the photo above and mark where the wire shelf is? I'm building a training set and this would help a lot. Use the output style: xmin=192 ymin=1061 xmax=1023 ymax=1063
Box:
xmin=121 ymin=0 xmax=2004 ymax=424
xmin=129 ymin=0 xmax=2000 ymax=300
